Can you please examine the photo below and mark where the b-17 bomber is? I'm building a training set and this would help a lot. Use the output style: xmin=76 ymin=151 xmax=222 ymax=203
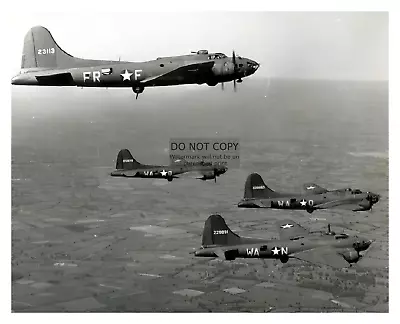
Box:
xmin=111 ymin=149 xmax=228 ymax=182
xmin=238 ymin=173 xmax=380 ymax=213
xmin=194 ymin=214 xmax=373 ymax=268
xmin=11 ymin=26 xmax=260 ymax=99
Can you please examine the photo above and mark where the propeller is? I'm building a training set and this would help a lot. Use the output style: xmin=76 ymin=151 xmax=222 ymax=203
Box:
xmin=214 ymin=168 xmax=218 ymax=183
xmin=220 ymin=50 xmax=240 ymax=92
xmin=232 ymin=50 xmax=238 ymax=92
xmin=326 ymin=224 xmax=336 ymax=236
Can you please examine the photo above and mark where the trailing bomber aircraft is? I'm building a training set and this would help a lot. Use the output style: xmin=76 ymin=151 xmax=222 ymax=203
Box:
xmin=237 ymin=173 xmax=380 ymax=213
xmin=194 ymin=214 xmax=373 ymax=268
xmin=111 ymin=149 xmax=227 ymax=182
xmin=11 ymin=26 xmax=260 ymax=99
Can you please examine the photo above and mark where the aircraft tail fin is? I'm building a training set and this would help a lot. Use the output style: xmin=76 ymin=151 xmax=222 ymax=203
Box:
xmin=21 ymin=26 xmax=76 ymax=70
xmin=243 ymin=173 xmax=276 ymax=199
xmin=201 ymin=214 xmax=242 ymax=246
xmin=116 ymin=149 xmax=142 ymax=170
xmin=20 ymin=26 xmax=109 ymax=70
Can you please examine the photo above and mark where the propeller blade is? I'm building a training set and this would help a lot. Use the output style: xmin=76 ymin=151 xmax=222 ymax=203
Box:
xmin=232 ymin=50 xmax=239 ymax=92
xmin=221 ymin=82 xmax=224 ymax=91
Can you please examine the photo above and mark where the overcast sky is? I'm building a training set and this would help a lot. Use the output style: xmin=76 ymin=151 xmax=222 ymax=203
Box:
xmin=11 ymin=11 xmax=388 ymax=80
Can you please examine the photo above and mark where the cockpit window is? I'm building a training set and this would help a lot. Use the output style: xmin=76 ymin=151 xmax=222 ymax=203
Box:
xmin=352 ymin=189 xmax=362 ymax=194
xmin=335 ymin=234 xmax=349 ymax=239
xmin=208 ymin=53 xmax=227 ymax=60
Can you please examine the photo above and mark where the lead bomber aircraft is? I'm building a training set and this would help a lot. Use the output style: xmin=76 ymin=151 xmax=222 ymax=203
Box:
xmin=194 ymin=214 xmax=373 ymax=268
xmin=238 ymin=173 xmax=380 ymax=213
xmin=110 ymin=149 xmax=228 ymax=182
xmin=11 ymin=26 xmax=260 ymax=98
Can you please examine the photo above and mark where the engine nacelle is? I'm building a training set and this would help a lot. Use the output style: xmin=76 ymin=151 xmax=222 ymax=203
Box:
xmin=202 ymin=174 xmax=216 ymax=180
xmin=212 ymin=62 xmax=235 ymax=77
xmin=280 ymin=255 xmax=289 ymax=263
xmin=341 ymin=250 xmax=360 ymax=263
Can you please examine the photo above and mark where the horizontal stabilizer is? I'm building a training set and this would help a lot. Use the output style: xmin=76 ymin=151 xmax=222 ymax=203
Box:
xmin=36 ymin=72 xmax=75 ymax=86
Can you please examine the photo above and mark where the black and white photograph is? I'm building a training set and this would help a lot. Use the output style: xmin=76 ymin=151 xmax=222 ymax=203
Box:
xmin=6 ymin=2 xmax=393 ymax=317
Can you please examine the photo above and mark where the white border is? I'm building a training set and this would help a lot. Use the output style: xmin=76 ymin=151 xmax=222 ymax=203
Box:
xmin=2 ymin=0 xmax=396 ymax=322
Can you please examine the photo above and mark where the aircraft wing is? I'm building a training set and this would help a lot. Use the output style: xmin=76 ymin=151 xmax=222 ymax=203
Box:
xmin=313 ymin=198 xmax=367 ymax=211
xmin=172 ymin=170 xmax=213 ymax=180
xmin=276 ymin=219 xmax=309 ymax=240
xmin=291 ymin=246 xmax=350 ymax=268
xmin=140 ymin=61 xmax=215 ymax=85
xmin=302 ymin=183 xmax=328 ymax=194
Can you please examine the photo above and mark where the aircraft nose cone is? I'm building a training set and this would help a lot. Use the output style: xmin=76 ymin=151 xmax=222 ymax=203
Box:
xmin=253 ymin=61 xmax=260 ymax=71
xmin=243 ymin=59 xmax=260 ymax=76
xmin=363 ymin=239 xmax=373 ymax=251
xmin=368 ymin=192 xmax=380 ymax=204
xmin=250 ymin=60 xmax=260 ymax=70
xmin=356 ymin=239 xmax=373 ymax=252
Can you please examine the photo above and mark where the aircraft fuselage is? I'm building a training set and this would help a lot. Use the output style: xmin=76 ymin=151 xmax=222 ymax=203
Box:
xmin=12 ymin=56 xmax=258 ymax=88
xmin=238 ymin=190 xmax=379 ymax=212
xmin=196 ymin=234 xmax=372 ymax=263
xmin=111 ymin=162 xmax=227 ymax=180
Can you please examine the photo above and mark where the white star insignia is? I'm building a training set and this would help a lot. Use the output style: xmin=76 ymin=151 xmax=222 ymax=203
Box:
xmin=272 ymin=247 xmax=280 ymax=255
xmin=307 ymin=185 xmax=316 ymax=190
xmin=120 ymin=69 xmax=133 ymax=81
xmin=300 ymin=199 xmax=307 ymax=206
xmin=280 ymin=224 xmax=294 ymax=229
xmin=160 ymin=170 xmax=167 ymax=177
